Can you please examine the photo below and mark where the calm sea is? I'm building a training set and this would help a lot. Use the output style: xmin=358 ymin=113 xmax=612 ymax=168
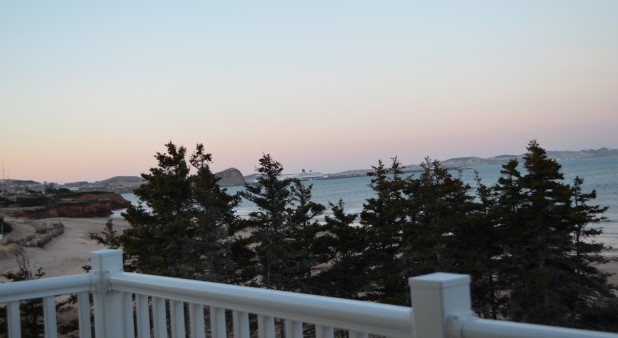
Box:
xmin=117 ymin=156 xmax=618 ymax=248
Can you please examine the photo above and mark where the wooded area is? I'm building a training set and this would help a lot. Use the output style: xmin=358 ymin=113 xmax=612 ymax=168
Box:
xmin=94 ymin=140 xmax=617 ymax=332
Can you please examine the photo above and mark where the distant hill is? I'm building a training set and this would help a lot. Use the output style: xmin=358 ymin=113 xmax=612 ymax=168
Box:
xmin=88 ymin=168 xmax=246 ymax=191
xmin=0 ymin=179 xmax=40 ymax=186
xmin=1 ymin=168 xmax=246 ymax=194
xmin=437 ymin=147 xmax=618 ymax=169
xmin=437 ymin=156 xmax=519 ymax=168
xmin=545 ymin=147 xmax=618 ymax=159
xmin=328 ymin=147 xmax=618 ymax=178
xmin=95 ymin=176 xmax=144 ymax=188
xmin=4 ymin=147 xmax=617 ymax=189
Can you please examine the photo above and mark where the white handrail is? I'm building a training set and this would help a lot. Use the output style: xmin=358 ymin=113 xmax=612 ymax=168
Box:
xmin=450 ymin=317 xmax=618 ymax=338
xmin=0 ymin=274 xmax=91 ymax=303
xmin=109 ymin=271 xmax=413 ymax=338
xmin=0 ymin=274 xmax=93 ymax=338
xmin=1 ymin=249 xmax=617 ymax=338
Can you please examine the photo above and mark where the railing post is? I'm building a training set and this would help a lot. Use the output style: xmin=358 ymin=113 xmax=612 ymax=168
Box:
xmin=409 ymin=273 xmax=473 ymax=338
xmin=90 ymin=249 xmax=126 ymax=338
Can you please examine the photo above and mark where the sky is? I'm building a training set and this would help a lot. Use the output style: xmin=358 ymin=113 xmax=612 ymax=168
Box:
xmin=1 ymin=1 xmax=617 ymax=183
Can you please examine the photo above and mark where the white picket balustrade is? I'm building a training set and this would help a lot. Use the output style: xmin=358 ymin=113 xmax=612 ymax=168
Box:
xmin=0 ymin=249 xmax=616 ymax=338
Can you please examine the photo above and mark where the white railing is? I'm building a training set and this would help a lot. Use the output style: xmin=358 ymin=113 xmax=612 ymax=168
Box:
xmin=0 ymin=249 xmax=617 ymax=338
xmin=0 ymin=274 xmax=92 ymax=338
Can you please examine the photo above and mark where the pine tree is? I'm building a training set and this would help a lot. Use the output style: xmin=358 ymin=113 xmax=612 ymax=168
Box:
xmin=89 ymin=219 xmax=121 ymax=249
xmin=401 ymin=158 xmax=476 ymax=275
xmin=189 ymin=144 xmax=241 ymax=282
xmin=392 ymin=158 xmax=506 ymax=315
xmin=314 ymin=200 xmax=367 ymax=299
xmin=285 ymin=179 xmax=326 ymax=292
xmin=360 ymin=158 xmax=408 ymax=304
xmin=466 ymin=173 xmax=506 ymax=319
xmin=236 ymin=154 xmax=325 ymax=291
xmin=493 ymin=140 xmax=616 ymax=328
xmin=238 ymin=154 xmax=294 ymax=289
xmin=120 ymin=142 xmax=239 ymax=281
xmin=503 ymin=141 xmax=579 ymax=324
xmin=121 ymin=142 xmax=193 ymax=276
xmin=571 ymin=176 xmax=610 ymax=279
xmin=568 ymin=176 xmax=617 ymax=330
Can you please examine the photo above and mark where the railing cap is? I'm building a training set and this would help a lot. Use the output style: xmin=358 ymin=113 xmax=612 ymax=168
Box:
xmin=91 ymin=249 xmax=123 ymax=256
xmin=409 ymin=272 xmax=470 ymax=288
xmin=90 ymin=249 xmax=124 ymax=278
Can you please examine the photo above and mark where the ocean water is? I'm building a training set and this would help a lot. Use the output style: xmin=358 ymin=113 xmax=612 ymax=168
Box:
xmin=117 ymin=156 xmax=618 ymax=247
xmin=455 ymin=156 xmax=618 ymax=248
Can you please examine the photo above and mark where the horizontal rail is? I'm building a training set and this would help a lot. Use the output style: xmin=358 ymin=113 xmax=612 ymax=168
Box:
xmin=3 ymin=249 xmax=615 ymax=338
xmin=110 ymin=272 xmax=413 ymax=338
xmin=451 ymin=317 xmax=618 ymax=338
xmin=0 ymin=274 xmax=92 ymax=303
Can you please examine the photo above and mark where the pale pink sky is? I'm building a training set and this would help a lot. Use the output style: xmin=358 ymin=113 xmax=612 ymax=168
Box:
xmin=1 ymin=1 xmax=617 ymax=183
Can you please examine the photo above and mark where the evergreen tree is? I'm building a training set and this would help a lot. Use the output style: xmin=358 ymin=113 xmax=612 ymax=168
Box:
xmin=571 ymin=176 xmax=610 ymax=279
xmin=285 ymin=179 xmax=326 ymax=292
xmin=567 ymin=176 xmax=617 ymax=330
xmin=237 ymin=154 xmax=295 ymax=289
xmin=360 ymin=158 xmax=408 ymax=304
xmin=501 ymin=141 xmax=579 ymax=324
xmin=189 ymin=144 xmax=241 ymax=282
xmin=287 ymin=179 xmax=326 ymax=228
xmin=398 ymin=158 xmax=479 ymax=276
xmin=236 ymin=154 xmax=325 ymax=291
xmin=89 ymin=219 xmax=121 ymax=249
xmin=121 ymin=142 xmax=192 ymax=276
xmin=314 ymin=200 xmax=367 ymax=299
xmin=493 ymin=140 xmax=616 ymax=328
xmin=120 ymin=142 xmax=239 ymax=281
xmin=466 ymin=173 xmax=505 ymax=319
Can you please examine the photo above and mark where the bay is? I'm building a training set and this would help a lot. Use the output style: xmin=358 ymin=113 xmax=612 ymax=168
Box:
xmin=115 ymin=156 xmax=618 ymax=248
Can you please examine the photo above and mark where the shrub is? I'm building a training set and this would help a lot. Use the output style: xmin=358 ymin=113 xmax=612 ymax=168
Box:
xmin=15 ymin=195 xmax=50 ymax=207
xmin=0 ymin=216 xmax=13 ymax=234
xmin=4 ymin=223 xmax=64 ymax=248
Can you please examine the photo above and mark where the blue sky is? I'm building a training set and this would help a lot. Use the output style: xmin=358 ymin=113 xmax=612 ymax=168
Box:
xmin=1 ymin=1 xmax=617 ymax=183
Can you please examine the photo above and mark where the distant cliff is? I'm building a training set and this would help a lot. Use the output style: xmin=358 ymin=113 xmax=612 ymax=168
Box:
xmin=16 ymin=191 xmax=131 ymax=219
xmin=215 ymin=168 xmax=245 ymax=186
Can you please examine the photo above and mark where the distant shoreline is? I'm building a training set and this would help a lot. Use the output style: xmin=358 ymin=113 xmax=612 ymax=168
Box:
xmin=2 ymin=149 xmax=617 ymax=189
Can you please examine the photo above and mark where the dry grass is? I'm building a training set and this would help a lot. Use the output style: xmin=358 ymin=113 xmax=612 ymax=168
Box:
xmin=0 ymin=242 xmax=23 ymax=260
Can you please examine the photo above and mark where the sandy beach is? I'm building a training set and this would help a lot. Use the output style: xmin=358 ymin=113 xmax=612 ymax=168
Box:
xmin=0 ymin=217 xmax=617 ymax=288
xmin=0 ymin=217 xmax=130 ymax=279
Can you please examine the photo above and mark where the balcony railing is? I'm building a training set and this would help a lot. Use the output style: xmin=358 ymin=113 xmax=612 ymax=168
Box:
xmin=1 ymin=249 xmax=617 ymax=338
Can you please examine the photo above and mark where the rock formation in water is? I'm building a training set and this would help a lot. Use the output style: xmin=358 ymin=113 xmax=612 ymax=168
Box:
xmin=215 ymin=168 xmax=245 ymax=186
